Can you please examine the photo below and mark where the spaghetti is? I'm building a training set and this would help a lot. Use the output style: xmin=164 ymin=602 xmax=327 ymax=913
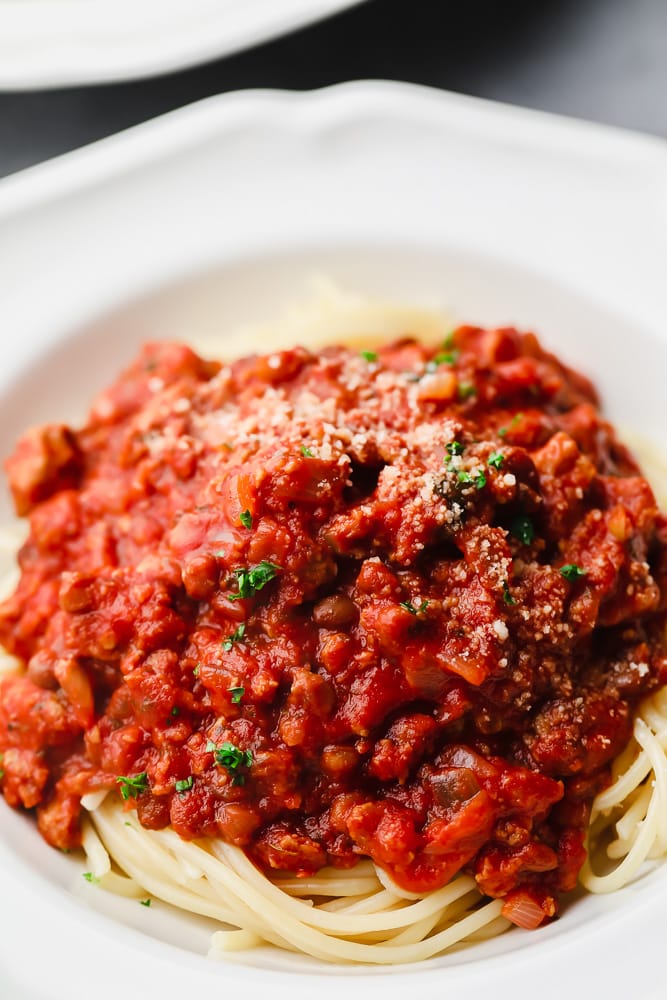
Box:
xmin=1 ymin=290 xmax=667 ymax=965
xmin=82 ymin=797 xmax=508 ymax=963
xmin=74 ymin=684 xmax=667 ymax=963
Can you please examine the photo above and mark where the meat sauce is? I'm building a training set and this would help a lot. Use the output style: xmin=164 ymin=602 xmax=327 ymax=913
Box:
xmin=1 ymin=327 xmax=666 ymax=929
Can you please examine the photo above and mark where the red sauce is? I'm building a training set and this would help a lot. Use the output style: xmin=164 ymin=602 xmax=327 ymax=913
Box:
xmin=1 ymin=328 xmax=666 ymax=927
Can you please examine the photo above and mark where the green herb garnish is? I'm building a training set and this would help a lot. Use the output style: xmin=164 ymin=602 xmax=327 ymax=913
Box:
xmin=116 ymin=772 xmax=149 ymax=801
xmin=487 ymin=451 xmax=504 ymax=469
xmin=239 ymin=509 xmax=253 ymax=530
xmin=193 ymin=663 xmax=200 ymax=677
xmin=229 ymin=561 xmax=280 ymax=600
xmin=446 ymin=441 xmax=464 ymax=457
xmin=502 ymin=581 xmax=516 ymax=606
xmin=458 ymin=382 xmax=476 ymax=401
xmin=511 ymin=514 xmax=535 ymax=546
xmin=206 ymin=740 xmax=252 ymax=785
xmin=360 ymin=350 xmax=378 ymax=363
xmin=458 ymin=469 xmax=486 ymax=490
xmin=140 ymin=898 xmax=152 ymax=907
xmin=426 ymin=350 xmax=459 ymax=372
xmin=399 ymin=599 xmax=430 ymax=616
xmin=560 ymin=563 xmax=587 ymax=582
xmin=223 ymin=623 xmax=246 ymax=651
xmin=175 ymin=776 xmax=194 ymax=795
xmin=82 ymin=872 xmax=100 ymax=884
xmin=498 ymin=412 xmax=524 ymax=437
xmin=228 ymin=686 xmax=245 ymax=704
xmin=300 ymin=445 xmax=314 ymax=458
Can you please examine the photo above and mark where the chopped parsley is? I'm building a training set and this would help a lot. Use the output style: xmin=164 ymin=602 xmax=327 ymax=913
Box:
xmin=170 ymin=706 xmax=180 ymax=717
xmin=487 ymin=451 xmax=504 ymax=469
xmin=239 ymin=509 xmax=253 ymax=530
xmin=511 ymin=514 xmax=535 ymax=546
xmin=458 ymin=469 xmax=487 ymax=490
xmin=426 ymin=350 xmax=459 ymax=372
xmin=300 ymin=445 xmax=314 ymax=458
xmin=229 ymin=561 xmax=280 ymax=600
xmin=498 ymin=412 xmax=524 ymax=437
xmin=206 ymin=740 xmax=253 ymax=785
xmin=502 ymin=581 xmax=516 ymax=606
xmin=193 ymin=663 xmax=200 ymax=677
xmin=175 ymin=776 xmax=194 ymax=795
xmin=222 ymin=623 xmax=246 ymax=651
xmin=116 ymin=772 xmax=149 ymax=801
xmin=140 ymin=898 xmax=152 ymax=907
xmin=446 ymin=440 xmax=464 ymax=458
xmin=360 ymin=350 xmax=378 ymax=363
xmin=458 ymin=382 xmax=476 ymax=401
xmin=400 ymin=599 xmax=430 ymax=616
xmin=443 ymin=331 xmax=456 ymax=349
xmin=228 ymin=686 xmax=245 ymax=704
xmin=560 ymin=563 xmax=587 ymax=582
xmin=436 ymin=349 xmax=459 ymax=365
xmin=82 ymin=872 xmax=100 ymax=885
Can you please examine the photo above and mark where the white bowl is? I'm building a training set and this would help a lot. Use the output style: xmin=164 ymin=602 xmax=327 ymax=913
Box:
xmin=0 ymin=82 xmax=666 ymax=1000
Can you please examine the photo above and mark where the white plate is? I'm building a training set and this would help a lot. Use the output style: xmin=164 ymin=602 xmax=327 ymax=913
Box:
xmin=0 ymin=82 xmax=666 ymax=1000
xmin=0 ymin=0 xmax=366 ymax=90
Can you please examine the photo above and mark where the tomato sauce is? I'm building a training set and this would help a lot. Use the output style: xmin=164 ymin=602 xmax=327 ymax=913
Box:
xmin=1 ymin=328 xmax=666 ymax=927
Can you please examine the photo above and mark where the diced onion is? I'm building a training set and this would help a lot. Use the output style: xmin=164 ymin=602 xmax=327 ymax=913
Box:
xmin=501 ymin=893 xmax=545 ymax=930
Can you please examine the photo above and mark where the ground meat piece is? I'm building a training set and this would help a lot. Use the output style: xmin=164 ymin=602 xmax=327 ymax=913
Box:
xmin=6 ymin=423 xmax=82 ymax=516
xmin=0 ymin=747 xmax=49 ymax=808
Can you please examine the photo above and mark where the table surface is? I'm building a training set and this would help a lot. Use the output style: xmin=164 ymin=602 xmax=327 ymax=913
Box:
xmin=0 ymin=0 xmax=666 ymax=179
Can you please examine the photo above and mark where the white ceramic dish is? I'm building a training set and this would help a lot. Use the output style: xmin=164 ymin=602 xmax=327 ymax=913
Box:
xmin=0 ymin=0 xmax=365 ymax=90
xmin=0 ymin=82 xmax=666 ymax=1000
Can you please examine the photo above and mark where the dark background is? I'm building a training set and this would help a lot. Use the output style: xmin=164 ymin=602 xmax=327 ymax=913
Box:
xmin=0 ymin=0 xmax=666 ymax=178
